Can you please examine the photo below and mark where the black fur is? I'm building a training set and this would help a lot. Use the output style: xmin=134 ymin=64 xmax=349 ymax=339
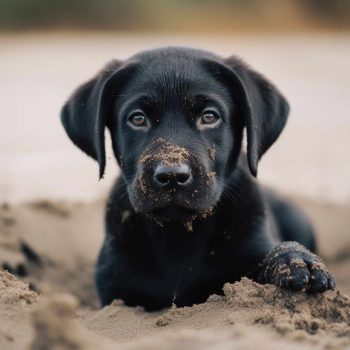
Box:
xmin=61 ymin=47 xmax=335 ymax=311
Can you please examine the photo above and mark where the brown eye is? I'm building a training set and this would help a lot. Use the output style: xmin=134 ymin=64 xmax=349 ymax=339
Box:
xmin=200 ymin=111 xmax=219 ymax=125
xmin=129 ymin=113 xmax=147 ymax=128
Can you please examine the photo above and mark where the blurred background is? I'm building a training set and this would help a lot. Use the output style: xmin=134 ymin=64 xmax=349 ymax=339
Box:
xmin=1 ymin=0 xmax=350 ymax=32
xmin=1 ymin=0 xmax=349 ymax=203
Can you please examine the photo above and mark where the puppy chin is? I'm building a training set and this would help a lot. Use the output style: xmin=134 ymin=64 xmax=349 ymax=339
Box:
xmin=130 ymin=200 xmax=197 ymax=220
xmin=131 ymin=198 xmax=216 ymax=227
xmin=149 ymin=205 xmax=197 ymax=222
xmin=128 ymin=184 xmax=221 ymax=226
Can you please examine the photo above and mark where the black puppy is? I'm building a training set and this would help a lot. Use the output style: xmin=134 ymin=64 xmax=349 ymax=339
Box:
xmin=61 ymin=47 xmax=335 ymax=311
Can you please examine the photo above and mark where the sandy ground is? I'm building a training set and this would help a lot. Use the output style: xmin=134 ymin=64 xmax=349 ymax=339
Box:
xmin=0 ymin=197 xmax=349 ymax=349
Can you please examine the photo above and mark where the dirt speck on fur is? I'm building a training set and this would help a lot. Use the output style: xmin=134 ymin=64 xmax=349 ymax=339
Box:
xmin=121 ymin=210 xmax=132 ymax=223
xmin=290 ymin=258 xmax=307 ymax=268
xmin=138 ymin=173 xmax=148 ymax=194
xmin=183 ymin=217 xmax=195 ymax=232
xmin=139 ymin=138 xmax=190 ymax=167
xmin=208 ymin=145 xmax=216 ymax=161
xmin=311 ymin=261 xmax=328 ymax=272
xmin=182 ymin=207 xmax=213 ymax=232
xmin=207 ymin=171 xmax=216 ymax=182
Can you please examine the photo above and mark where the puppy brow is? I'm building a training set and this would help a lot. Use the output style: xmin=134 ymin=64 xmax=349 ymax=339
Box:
xmin=187 ymin=93 xmax=229 ymax=116
xmin=111 ymin=93 xmax=127 ymax=97
xmin=118 ymin=94 xmax=155 ymax=115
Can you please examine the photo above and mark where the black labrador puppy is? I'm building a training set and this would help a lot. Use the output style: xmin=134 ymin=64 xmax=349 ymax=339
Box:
xmin=61 ymin=47 xmax=335 ymax=311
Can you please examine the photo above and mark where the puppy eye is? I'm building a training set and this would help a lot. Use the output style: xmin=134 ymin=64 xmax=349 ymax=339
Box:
xmin=200 ymin=110 xmax=219 ymax=125
xmin=128 ymin=112 xmax=147 ymax=128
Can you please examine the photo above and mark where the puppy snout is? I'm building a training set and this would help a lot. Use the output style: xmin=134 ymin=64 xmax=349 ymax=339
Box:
xmin=154 ymin=163 xmax=192 ymax=189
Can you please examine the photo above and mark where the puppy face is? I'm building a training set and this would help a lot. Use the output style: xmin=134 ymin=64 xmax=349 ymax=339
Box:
xmin=110 ymin=57 xmax=243 ymax=221
xmin=61 ymin=48 xmax=289 ymax=223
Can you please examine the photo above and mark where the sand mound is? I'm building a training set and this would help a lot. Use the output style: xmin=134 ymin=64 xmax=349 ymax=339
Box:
xmin=1 ymin=270 xmax=346 ymax=350
xmin=225 ymin=278 xmax=350 ymax=332
xmin=23 ymin=277 xmax=350 ymax=350
xmin=0 ymin=271 xmax=38 ymax=350
xmin=74 ymin=277 xmax=350 ymax=349
xmin=1 ymin=199 xmax=350 ymax=349
xmin=0 ymin=270 xmax=37 ymax=305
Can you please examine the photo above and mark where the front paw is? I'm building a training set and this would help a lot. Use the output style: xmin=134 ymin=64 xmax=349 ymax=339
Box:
xmin=258 ymin=241 xmax=336 ymax=293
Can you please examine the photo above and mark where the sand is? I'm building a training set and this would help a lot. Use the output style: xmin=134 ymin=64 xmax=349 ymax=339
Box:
xmin=0 ymin=197 xmax=349 ymax=349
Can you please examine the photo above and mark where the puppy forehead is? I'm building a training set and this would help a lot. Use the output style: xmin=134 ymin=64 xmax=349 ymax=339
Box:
xmin=132 ymin=46 xmax=219 ymax=72
xmin=138 ymin=59 xmax=206 ymax=92
xmin=120 ymin=55 xmax=231 ymax=108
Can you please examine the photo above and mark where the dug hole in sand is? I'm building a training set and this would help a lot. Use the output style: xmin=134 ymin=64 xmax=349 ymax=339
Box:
xmin=0 ymin=198 xmax=350 ymax=350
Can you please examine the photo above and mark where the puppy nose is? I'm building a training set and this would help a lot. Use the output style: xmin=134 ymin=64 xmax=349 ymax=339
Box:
xmin=154 ymin=164 xmax=192 ymax=188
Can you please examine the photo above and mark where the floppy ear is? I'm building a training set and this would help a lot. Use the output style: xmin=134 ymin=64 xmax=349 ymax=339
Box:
xmin=224 ymin=57 xmax=290 ymax=177
xmin=61 ymin=60 xmax=134 ymax=179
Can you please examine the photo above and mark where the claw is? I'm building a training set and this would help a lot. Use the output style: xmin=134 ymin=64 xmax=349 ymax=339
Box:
xmin=329 ymin=279 xmax=336 ymax=290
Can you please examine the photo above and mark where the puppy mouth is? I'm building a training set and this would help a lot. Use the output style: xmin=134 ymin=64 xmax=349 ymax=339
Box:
xmin=132 ymin=189 xmax=214 ymax=220
xmin=150 ymin=205 xmax=197 ymax=221
xmin=128 ymin=176 xmax=220 ymax=224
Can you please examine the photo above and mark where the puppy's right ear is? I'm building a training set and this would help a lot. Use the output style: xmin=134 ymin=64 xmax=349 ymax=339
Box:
xmin=61 ymin=60 xmax=135 ymax=179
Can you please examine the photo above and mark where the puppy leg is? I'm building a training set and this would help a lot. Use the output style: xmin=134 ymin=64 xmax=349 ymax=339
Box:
xmin=257 ymin=241 xmax=335 ymax=293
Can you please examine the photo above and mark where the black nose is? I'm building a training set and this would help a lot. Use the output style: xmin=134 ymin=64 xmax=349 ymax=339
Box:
xmin=154 ymin=164 xmax=192 ymax=188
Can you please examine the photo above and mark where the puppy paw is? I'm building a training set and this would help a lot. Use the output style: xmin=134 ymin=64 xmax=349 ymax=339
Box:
xmin=258 ymin=241 xmax=336 ymax=293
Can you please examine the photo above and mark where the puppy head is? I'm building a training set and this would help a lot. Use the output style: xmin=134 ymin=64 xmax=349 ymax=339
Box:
xmin=61 ymin=47 xmax=289 ymax=222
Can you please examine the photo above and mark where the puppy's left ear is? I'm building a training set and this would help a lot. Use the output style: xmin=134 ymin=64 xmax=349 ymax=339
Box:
xmin=224 ymin=57 xmax=290 ymax=177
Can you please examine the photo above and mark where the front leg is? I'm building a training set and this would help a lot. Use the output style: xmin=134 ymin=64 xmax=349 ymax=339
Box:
xmin=257 ymin=241 xmax=335 ymax=293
